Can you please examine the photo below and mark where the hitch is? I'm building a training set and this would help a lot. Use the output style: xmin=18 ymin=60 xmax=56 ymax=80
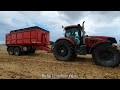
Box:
xmin=112 ymin=43 xmax=120 ymax=51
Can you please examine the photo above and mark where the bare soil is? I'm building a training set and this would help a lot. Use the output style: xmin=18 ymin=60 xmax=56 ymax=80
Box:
xmin=0 ymin=44 xmax=120 ymax=79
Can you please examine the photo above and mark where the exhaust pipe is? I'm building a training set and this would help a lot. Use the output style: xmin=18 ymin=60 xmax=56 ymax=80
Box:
xmin=82 ymin=21 xmax=86 ymax=44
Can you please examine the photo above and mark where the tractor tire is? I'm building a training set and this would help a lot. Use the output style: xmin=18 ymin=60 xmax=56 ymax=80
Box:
xmin=92 ymin=44 xmax=120 ymax=67
xmin=8 ymin=47 xmax=14 ymax=55
xmin=53 ymin=40 xmax=74 ymax=61
xmin=14 ymin=47 xmax=21 ymax=56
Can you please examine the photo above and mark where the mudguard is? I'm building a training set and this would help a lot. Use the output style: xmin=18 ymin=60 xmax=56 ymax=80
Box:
xmin=55 ymin=37 xmax=75 ymax=45
xmin=89 ymin=40 xmax=111 ymax=54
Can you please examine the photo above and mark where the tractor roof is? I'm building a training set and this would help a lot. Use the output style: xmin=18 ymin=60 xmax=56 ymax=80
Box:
xmin=64 ymin=25 xmax=82 ymax=30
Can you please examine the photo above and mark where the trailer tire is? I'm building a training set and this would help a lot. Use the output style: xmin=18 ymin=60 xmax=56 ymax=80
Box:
xmin=14 ymin=47 xmax=21 ymax=56
xmin=92 ymin=44 xmax=120 ymax=67
xmin=53 ymin=40 xmax=74 ymax=61
xmin=8 ymin=47 xmax=14 ymax=55
xmin=30 ymin=49 xmax=35 ymax=54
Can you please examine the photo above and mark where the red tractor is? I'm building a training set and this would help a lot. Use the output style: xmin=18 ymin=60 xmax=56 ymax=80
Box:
xmin=53 ymin=21 xmax=120 ymax=67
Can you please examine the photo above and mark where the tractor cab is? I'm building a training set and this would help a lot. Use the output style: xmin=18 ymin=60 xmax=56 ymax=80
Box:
xmin=63 ymin=21 xmax=86 ymax=45
xmin=62 ymin=21 xmax=87 ymax=55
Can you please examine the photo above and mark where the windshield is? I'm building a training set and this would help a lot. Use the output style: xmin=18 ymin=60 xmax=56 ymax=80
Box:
xmin=65 ymin=28 xmax=80 ymax=38
xmin=65 ymin=28 xmax=81 ymax=45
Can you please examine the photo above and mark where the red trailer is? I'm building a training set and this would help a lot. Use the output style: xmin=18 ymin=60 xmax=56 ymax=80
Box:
xmin=6 ymin=26 xmax=50 ymax=56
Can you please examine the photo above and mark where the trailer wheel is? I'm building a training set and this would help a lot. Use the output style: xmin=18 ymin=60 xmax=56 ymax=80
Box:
xmin=92 ymin=44 xmax=120 ymax=67
xmin=30 ymin=49 xmax=35 ymax=54
xmin=8 ymin=47 xmax=14 ymax=55
xmin=53 ymin=40 xmax=74 ymax=61
xmin=14 ymin=47 xmax=21 ymax=56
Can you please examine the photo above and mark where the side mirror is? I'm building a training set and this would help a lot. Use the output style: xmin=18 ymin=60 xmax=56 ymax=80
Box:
xmin=86 ymin=35 xmax=88 ymax=37
xmin=62 ymin=25 xmax=64 ymax=28
xmin=78 ymin=24 xmax=80 ymax=26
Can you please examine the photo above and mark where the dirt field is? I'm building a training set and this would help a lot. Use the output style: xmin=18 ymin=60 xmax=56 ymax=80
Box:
xmin=0 ymin=44 xmax=120 ymax=79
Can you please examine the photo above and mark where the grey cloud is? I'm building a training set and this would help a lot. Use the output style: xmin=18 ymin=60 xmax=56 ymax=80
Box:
xmin=95 ymin=11 xmax=120 ymax=16
xmin=84 ymin=11 xmax=120 ymax=23
xmin=59 ymin=11 xmax=84 ymax=18
xmin=59 ymin=11 xmax=120 ymax=23
xmin=58 ymin=11 xmax=85 ymax=23
xmin=1 ymin=11 xmax=120 ymax=43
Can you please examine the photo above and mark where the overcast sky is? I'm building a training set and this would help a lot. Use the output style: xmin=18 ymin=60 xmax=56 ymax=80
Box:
xmin=0 ymin=11 xmax=120 ymax=44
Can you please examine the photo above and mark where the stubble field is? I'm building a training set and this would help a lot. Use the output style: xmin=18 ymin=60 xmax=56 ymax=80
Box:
xmin=0 ymin=44 xmax=120 ymax=79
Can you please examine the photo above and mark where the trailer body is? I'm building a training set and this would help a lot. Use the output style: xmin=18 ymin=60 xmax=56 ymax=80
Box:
xmin=6 ymin=26 xmax=50 ymax=55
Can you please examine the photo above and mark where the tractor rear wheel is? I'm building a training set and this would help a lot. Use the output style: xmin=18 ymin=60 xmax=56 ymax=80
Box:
xmin=92 ymin=44 xmax=120 ymax=67
xmin=53 ymin=40 xmax=74 ymax=61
